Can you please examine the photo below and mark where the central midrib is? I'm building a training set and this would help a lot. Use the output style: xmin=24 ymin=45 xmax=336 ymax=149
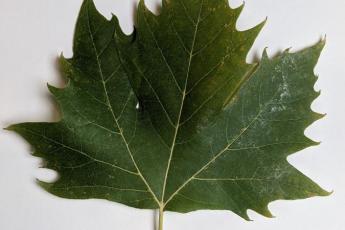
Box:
xmin=160 ymin=0 xmax=205 ymax=207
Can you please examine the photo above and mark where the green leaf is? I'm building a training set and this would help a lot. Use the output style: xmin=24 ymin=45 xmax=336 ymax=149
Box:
xmin=9 ymin=0 xmax=329 ymax=226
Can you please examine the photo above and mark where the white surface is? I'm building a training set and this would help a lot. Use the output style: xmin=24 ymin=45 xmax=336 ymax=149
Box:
xmin=0 ymin=0 xmax=344 ymax=229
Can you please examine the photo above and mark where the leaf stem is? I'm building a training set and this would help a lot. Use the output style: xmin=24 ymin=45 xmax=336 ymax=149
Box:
xmin=158 ymin=207 xmax=164 ymax=230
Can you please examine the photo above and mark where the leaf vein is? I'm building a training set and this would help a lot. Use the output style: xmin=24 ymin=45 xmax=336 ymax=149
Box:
xmin=86 ymin=6 xmax=160 ymax=205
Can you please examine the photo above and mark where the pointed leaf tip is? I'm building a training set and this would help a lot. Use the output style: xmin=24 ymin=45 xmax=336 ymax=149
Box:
xmin=262 ymin=47 xmax=269 ymax=59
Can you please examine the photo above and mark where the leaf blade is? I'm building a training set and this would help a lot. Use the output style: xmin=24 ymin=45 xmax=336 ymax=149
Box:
xmin=9 ymin=0 xmax=329 ymax=221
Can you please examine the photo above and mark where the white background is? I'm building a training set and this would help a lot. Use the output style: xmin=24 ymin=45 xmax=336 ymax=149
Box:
xmin=0 ymin=0 xmax=344 ymax=229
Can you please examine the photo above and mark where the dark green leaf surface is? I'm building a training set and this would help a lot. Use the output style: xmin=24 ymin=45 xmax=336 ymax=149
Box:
xmin=10 ymin=0 xmax=329 ymax=221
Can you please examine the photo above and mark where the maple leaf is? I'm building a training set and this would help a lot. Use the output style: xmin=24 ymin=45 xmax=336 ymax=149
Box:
xmin=9 ymin=0 xmax=329 ymax=229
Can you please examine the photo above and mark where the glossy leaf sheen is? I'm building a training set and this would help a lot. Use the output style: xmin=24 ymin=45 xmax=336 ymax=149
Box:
xmin=10 ymin=0 xmax=329 ymax=220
